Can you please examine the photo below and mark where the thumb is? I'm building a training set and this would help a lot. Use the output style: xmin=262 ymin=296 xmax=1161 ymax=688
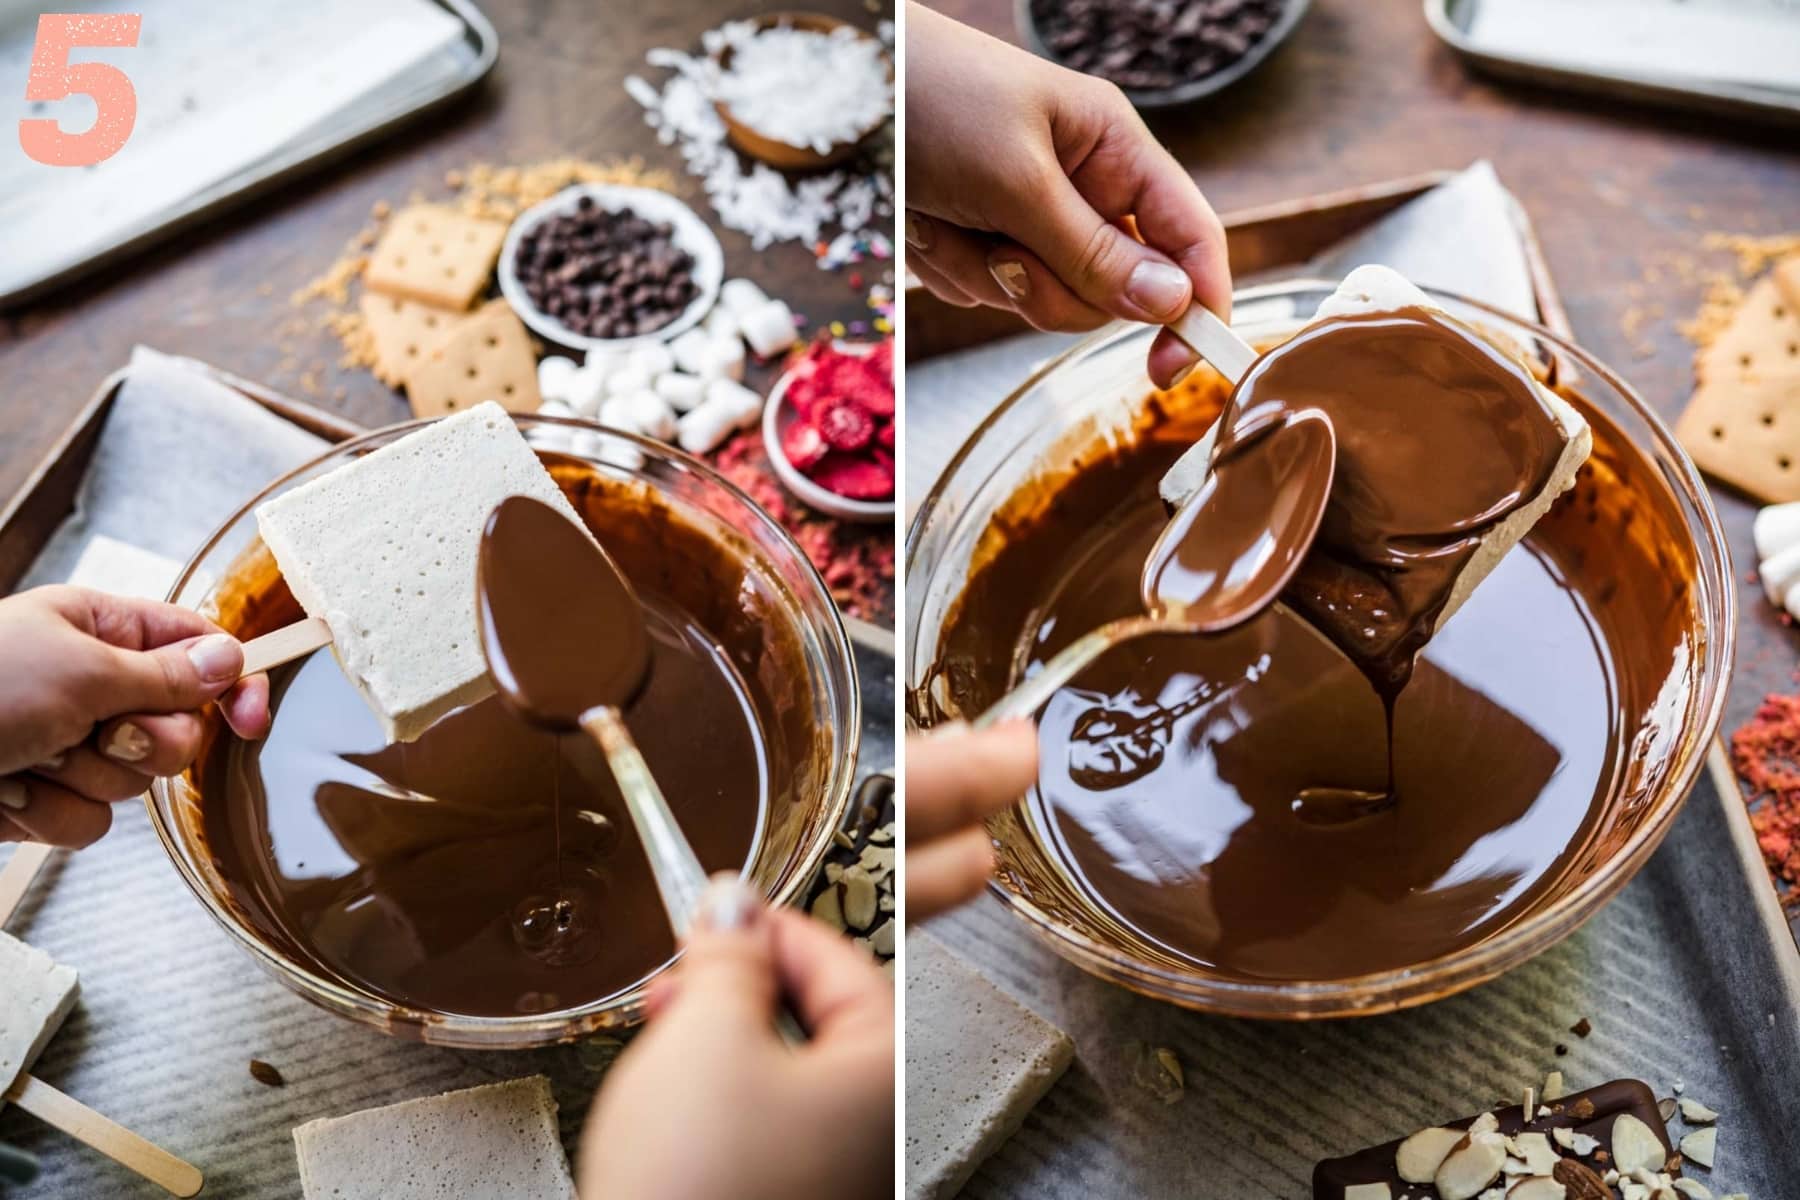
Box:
xmin=98 ymin=633 xmax=243 ymax=717
xmin=665 ymin=874 xmax=779 ymax=1033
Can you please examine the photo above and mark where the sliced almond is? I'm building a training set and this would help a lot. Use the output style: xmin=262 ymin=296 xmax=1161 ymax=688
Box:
xmin=1552 ymin=1158 xmax=1613 ymax=1200
xmin=1513 ymin=1132 xmax=1559 ymax=1176
xmin=810 ymin=884 xmax=845 ymax=931
xmin=1620 ymin=1182 xmax=1651 ymax=1200
xmin=1343 ymin=1185 xmax=1392 ymax=1200
xmin=1552 ymin=1126 xmax=1600 ymax=1156
xmin=1677 ymin=1098 xmax=1718 ymax=1124
xmin=1611 ymin=1113 xmax=1667 ymax=1175
xmin=1678 ymin=1127 xmax=1716 ymax=1169
xmin=1471 ymin=1111 xmax=1501 ymax=1137
xmin=1506 ymin=1177 xmax=1567 ymax=1200
xmin=1397 ymin=1126 xmax=1464 ymax=1183
xmin=1437 ymin=1132 xmax=1509 ymax=1200
xmin=869 ymin=917 xmax=895 ymax=956
xmin=841 ymin=867 xmax=878 ymax=930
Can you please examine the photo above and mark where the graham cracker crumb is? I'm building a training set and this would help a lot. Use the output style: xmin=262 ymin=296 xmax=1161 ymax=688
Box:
xmin=1702 ymin=231 xmax=1800 ymax=279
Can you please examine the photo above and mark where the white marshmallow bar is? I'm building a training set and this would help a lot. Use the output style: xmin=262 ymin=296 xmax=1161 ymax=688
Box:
xmin=1158 ymin=264 xmax=1592 ymax=634
xmin=255 ymin=402 xmax=586 ymax=743
xmin=0 ymin=931 xmax=79 ymax=1107
xmin=904 ymin=933 xmax=1073 ymax=1200
xmin=294 ymin=1075 xmax=576 ymax=1200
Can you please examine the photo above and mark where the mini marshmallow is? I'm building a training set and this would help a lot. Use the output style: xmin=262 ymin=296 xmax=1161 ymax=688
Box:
xmin=1755 ymin=501 xmax=1800 ymax=562
xmin=536 ymin=355 xmax=580 ymax=401
xmin=1763 ymin=542 xmax=1800 ymax=605
xmin=605 ymin=365 xmax=653 ymax=397
xmin=698 ymin=336 xmax=745 ymax=382
xmin=584 ymin=345 xmax=623 ymax=372
xmin=739 ymin=299 xmax=797 ymax=358
xmin=670 ymin=328 xmax=713 ymax=375
xmin=536 ymin=399 xmax=576 ymax=418
xmin=564 ymin=366 xmax=607 ymax=418
xmin=720 ymin=277 xmax=770 ymax=315
xmin=592 ymin=437 xmax=646 ymax=472
xmin=628 ymin=343 xmax=676 ymax=377
xmin=678 ymin=378 xmax=763 ymax=455
xmin=619 ymin=390 xmax=678 ymax=442
xmin=654 ymin=372 xmax=709 ymax=413
xmin=598 ymin=396 xmax=638 ymax=431
xmin=703 ymin=305 xmax=741 ymax=341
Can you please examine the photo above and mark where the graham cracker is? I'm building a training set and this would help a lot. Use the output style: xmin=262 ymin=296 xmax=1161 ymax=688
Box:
xmin=364 ymin=204 xmax=506 ymax=310
xmin=404 ymin=300 xmax=541 ymax=419
xmin=1675 ymin=372 xmax=1800 ymax=503
xmin=1776 ymin=253 xmax=1800 ymax=315
xmin=1696 ymin=275 xmax=1800 ymax=383
xmin=358 ymin=292 xmax=467 ymax=387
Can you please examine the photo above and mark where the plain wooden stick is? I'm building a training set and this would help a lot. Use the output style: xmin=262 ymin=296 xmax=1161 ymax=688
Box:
xmin=4 ymin=1074 xmax=202 ymax=1197
xmin=239 ymin=615 xmax=332 ymax=677
xmin=0 ymin=842 xmax=54 ymax=928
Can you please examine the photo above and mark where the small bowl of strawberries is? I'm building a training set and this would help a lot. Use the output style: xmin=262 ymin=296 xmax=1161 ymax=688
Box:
xmin=763 ymin=336 xmax=895 ymax=524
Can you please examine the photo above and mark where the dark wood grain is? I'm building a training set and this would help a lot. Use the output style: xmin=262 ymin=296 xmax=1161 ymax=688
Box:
xmin=930 ymin=0 xmax=1800 ymax=921
xmin=0 ymin=0 xmax=894 ymax=586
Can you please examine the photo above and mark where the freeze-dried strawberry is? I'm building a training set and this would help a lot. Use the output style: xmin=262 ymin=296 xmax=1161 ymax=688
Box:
xmin=781 ymin=417 xmax=828 ymax=470
xmin=876 ymin=420 xmax=895 ymax=450
xmin=816 ymin=397 xmax=875 ymax=451
xmin=811 ymin=451 xmax=894 ymax=500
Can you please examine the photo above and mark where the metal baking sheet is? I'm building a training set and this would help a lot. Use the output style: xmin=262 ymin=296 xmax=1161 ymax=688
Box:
xmin=1426 ymin=0 xmax=1800 ymax=127
xmin=919 ymin=750 xmax=1800 ymax=1198
xmin=0 ymin=354 xmax=895 ymax=1197
xmin=0 ymin=0 xmax=497 ymax=309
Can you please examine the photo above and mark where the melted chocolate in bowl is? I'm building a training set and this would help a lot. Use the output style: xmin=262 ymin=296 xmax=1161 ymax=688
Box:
xmin=190 ymin=460 xmax=813 ymax=1019
xmin=923 ymin=345 xmax=1698 ymax=986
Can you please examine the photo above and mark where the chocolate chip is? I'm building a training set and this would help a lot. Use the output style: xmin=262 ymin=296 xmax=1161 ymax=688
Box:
xmin=511 ymin=203 xmax=698 ymax=339
xmin=1030 ymin=0 xmax=1282 ymax=91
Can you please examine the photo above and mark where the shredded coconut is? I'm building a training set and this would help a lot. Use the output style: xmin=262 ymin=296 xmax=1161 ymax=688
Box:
xmin=716 ymin=25 xmax=891 ymax=155
xmin=626 ymin=20 xmax=893 ymax=252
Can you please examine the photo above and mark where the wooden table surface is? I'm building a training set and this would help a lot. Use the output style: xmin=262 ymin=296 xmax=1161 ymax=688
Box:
xmin=0 ymin=0 xmax=894 ymax=607
xmin=935 ymin=0 xmax=1800 ymax=924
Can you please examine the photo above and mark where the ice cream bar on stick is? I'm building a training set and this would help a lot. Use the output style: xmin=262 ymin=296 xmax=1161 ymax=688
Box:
xmin=293 ymin=1075 xmax=576 ymax=1200
xmin=243 ymin=402 xmax=588 ymax=742
xmin=1158 ymin=264 xmax=1591 ymax=632
xmin=0 ymin=933 xmax=203 ymax=1197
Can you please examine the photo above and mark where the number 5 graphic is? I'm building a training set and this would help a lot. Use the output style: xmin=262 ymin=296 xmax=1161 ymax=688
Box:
xmin=19 ymin=13 xmax=142 ymax=167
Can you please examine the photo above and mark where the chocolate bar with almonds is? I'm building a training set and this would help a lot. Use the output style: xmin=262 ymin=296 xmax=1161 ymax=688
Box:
xmin=1312 ymin=1079 xmax=1674 ymax=1199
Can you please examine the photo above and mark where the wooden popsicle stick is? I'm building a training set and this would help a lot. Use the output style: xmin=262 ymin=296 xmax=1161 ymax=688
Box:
xmin=238 ymin=615 xmax=332 ymax=677
xmin=4 ymin=1074 xmax=202 ymax=1197
xmin=1165 ymin=304 xmax=1259 ymax=384
xmin=0 ymin=842 xmax=54 ymax=928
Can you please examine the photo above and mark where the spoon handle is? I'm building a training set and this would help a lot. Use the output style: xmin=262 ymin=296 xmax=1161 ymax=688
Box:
xmin=974 ymin=615 xmax=1168 ymax=729
xmin=581 ymin=705 xmax=807 ymax=1046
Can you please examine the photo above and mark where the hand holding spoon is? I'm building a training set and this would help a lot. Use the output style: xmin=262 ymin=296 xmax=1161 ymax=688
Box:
xmin=975 ymin=306 xmax=1335 ymax=728
xmin=477 ymin=495 xmax=805 ymax=1042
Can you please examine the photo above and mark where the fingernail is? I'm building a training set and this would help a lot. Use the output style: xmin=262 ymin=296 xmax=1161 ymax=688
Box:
xmin=34 ymin=753 xmax=65 ymax=772
xmin=103 ymin=722 xmax=151 ymax=763
xmin=694 ymin=873 xmax=758 ymax=933
xmin=1169 ymin=358 xmax=1199 ymax=388
xmin=187 ymin=634 xmax=241 ymax=683
xmin=0 ymin=779 xmax=26 ymax=811
xmin=989 ymin=260 xmax=1029 ymax=301
xmin=904 ymin=211 xmax=931 ymax=251
xmin=1125 ymin=260 xmax=1191 ymax=320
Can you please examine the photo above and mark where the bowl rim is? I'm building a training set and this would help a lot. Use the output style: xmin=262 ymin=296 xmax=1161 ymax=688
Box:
xmin=496 ymin=183 xmax=724 ymax=354
xmin=761 ymin=338 xmax=895 ymax=522
xmin=904 ymin=279 xmax=1737 ymax=1017
xmin=148 ymin=411 xmax=860 ymax=1044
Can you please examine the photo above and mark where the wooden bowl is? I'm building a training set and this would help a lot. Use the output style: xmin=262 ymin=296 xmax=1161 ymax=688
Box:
xmin=713 ymin=12 xmax=892 ymax=172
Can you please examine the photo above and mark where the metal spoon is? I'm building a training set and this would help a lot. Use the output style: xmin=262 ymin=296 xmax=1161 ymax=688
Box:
xmin=477 ymin=495 xmax=806 ymax=1043
xmin=975 ymin=307 xmax=1335 ymax=729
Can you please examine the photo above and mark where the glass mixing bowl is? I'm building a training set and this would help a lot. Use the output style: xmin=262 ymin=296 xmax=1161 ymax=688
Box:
xmin=906 ymin=281 xmax=1734 ymax=1019
xmin=149 ymin=414 xmax=859 ymax=1048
